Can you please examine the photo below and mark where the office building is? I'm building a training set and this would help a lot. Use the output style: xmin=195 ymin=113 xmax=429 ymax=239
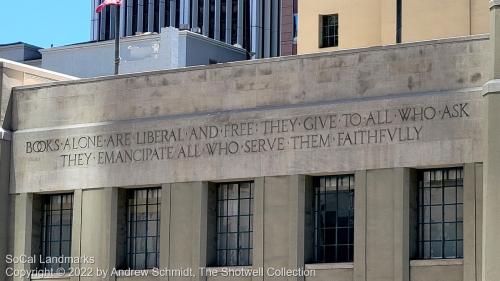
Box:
xmin=297 ymin=0 xmax=490 ymax=54
xmin=91 ymin=0 xmax=292 ymax=58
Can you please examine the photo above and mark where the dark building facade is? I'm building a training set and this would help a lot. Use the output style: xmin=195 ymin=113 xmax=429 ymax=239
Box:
xmin=91 ymin=0 xmax=295 ymax=58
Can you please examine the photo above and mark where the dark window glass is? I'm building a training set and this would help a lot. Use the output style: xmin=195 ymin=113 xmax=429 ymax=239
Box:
xmin=40 ymin=194 xmax=73 ymax=270
xmin=320 ymin=14 xmax=338 ymax=48
xmin=313 ymin=175 xmax=354 ymax=263
xmin=126 ymin=188 xmax=161 ymax=269
xmin=133 ymin=0 xmax=138 ymax=33
xmin=231 ymin=0 xmax=238 ymax=44
xmin=293 ymin=13 xmax=298 ymax=41
xmin=143 ymin=0 xmax=149 ymax=32
xmin=105 ymin=7 xmax=111 ymax=39
xmin=216 ymin=182 xmax=254 ymax=266
xmin=209 ymin=0 xmax=215 ymax=38
xmin=154 ymin=0 xmax=160 ymax=32
xmin=220 ymin=0 xmax=227 ymax=41
xmin=417 ymin=168 xmax=463 ymax=259
xmin=243 ymin=0 xmax=250 ymax=51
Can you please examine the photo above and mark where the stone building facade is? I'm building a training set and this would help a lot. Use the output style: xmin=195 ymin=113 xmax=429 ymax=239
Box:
xmin=2 ymin=3 xmax=500 ymax=281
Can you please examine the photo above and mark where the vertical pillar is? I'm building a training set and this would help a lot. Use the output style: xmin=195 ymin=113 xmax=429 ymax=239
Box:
xmin=491 ymin=0 xmax=500 ymax=78
xmin=80 ymin=188 xmax=118 ymax=281
xmin=120 ymin=0 xmax=126 ymax=36
xmin=192 ymin=182 xmax=208 ymax=281
xmin=12 ymin=194 xmax=32 ymax=281
xmin=236 ymin=0 xmax=244 ymax=45
xmin=365 ymin=168 xmax=410 ymax=281
xmin=354 ymin=170 xmax=367 ymax=281
xmin=148 ymin=0 xmax=155 ymax=31
xmin=137 ymin=0 xmax=144 ymax=32
xmin=170 ymin=0 xmax=177 ymax=27
xmin=259 ymin=175 xmax=305 ymax=281
xmin=482 ymin=2 xmax=500 ymax=281
xmin=192 ymin=0 xmax=199 ymax=29
xmin=203 ymin=0 xmax=210 ymax=36
xmin=126 ymin=0 xmax=134 ymax=35
xmin=91 ymin=0 xmax=99 ymax=40
xmin=109 ymin=6 xmax=116 ymax=38
xmin=270 ymin=0 xmax=279 ymax=57
xmin=99 ymin=8 xmax=107 ymax=40
xmin=160 ymin=0 xmax=166 ymax=30
xmin=169 ymin=182 xmax=208 ymax=281
xmin=263 ymin=0 xmax=271 ymax=58
xmin=475 ymin=164 xmax=483 ymax=281
xmin=0 ymin=138 xmax=11 ymax=281
xmin=464 ymin=163 xmax=476 ymax=281
xmin=215 ymin=0 xmax=221 ymax=40
xmin=252 ymin=177 xmax=265 ymax=281
xmin=250 ymin=0 xmax=262 ymax=58
xmin=288 ymin=175 xmax=306 ymax=281
xmin=69 ymin=190 xmax=83 ymax=281
xmin=180 ymin=0 xmax=191 ymax=26
xmin=159 ymin=184 xmax=172 ymax=273
xmin=394 ymin=169 xmax=411 ymax=281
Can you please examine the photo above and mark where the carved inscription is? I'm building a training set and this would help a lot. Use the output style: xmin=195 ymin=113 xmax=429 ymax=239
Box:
xmin=23 ymin=103 xmax=471 ymax=168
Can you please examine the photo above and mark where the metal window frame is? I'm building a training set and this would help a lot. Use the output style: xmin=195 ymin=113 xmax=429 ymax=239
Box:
xmin=216 ymin=181 xmax=254 ymax=266
xmin=40 ymin=193 xmax=74 ymax=270
xmin=320 ymin=14 xmax=338 ymax=48
xmin=417 ymin=168 xmax=464 ymax=259
xmin=126 ymin=187 xmax=162 ymax=269
xmin=313 ymin=175 xmax=355 ymax=263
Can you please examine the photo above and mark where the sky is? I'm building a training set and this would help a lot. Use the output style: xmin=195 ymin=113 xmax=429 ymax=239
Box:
xmin=0 ymin=0 xmax=92 ymax=48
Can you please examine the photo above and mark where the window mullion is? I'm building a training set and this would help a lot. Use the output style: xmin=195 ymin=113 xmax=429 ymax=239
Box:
xmin=335 ymin=177 xmax=339 ymax=263
xmin=441 ymin=170 xmax=445 ymax=259
xmin=59 ymin=196 xmax=63 ymax=268
xmin=237 ymin=184 xmax=241 ymax=266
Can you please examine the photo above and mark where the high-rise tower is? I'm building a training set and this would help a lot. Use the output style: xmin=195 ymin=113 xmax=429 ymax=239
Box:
xmin=91 ymin=0 xmax=295 ymax=59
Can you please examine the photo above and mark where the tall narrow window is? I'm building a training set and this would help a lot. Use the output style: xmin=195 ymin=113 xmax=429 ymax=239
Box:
xmin=293 ymin=13 xmax=298 ymax=43
xmin=126 ymin=188 xmax=161 ymax=269
xmin=313 ymin=175 xmax=354 ymax=263
xmin=40 ymin=194 xmax=73 ymax=270
xmin=154 ymin=0 xmax=160 ymax=32
xmin=143 ymin=0 xmax=149 ymax=32
xmin=216 ymin=182 xmax=254 ymax=266
xmin=133 ymin=0 xmax=138 ymax=33
xmin=320 ymin=14 xmax=338 ymax=48
xmin=417 ymin=168 xmax=463 ymax=259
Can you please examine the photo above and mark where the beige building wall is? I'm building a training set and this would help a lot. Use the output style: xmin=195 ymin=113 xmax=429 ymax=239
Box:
xmin=297 ymin=0 xmax=489 ymax=55
xmin=297 ymin=0 xmax=384 ymax=54
xmin=5 ymin=35 xmax=495 ymax=281
xmin=0 ymin=60 xmax=76 ymax=281
xmin=9 ymin=166 xmax=483 ymax=281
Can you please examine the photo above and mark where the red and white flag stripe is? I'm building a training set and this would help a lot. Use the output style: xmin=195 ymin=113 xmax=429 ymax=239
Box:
xmin=95 ymin=0 xmax=122 ymax=13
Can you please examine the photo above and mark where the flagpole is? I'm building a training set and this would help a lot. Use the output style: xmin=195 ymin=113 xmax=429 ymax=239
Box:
xmin=114 ymin=4 xmax=120 ymax=75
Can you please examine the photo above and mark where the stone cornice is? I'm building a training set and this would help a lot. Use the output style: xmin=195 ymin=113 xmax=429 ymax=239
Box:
xmin=490 ymin=0 xmax=500 ymax=9
xmin=483 ymin=79 xmax=500 ymax=96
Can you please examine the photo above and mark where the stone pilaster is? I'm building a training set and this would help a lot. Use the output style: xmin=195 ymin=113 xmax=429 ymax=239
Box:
xmin=482 ymin=2 xmax=500 ymax=281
